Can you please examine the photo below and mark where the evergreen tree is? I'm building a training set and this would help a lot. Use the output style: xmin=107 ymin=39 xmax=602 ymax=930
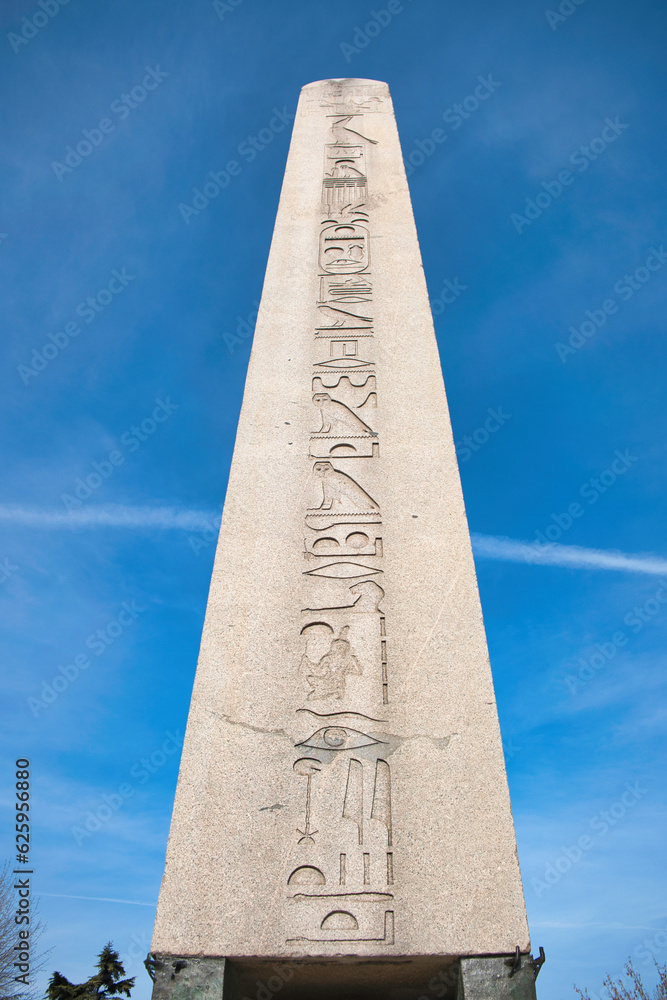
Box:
xmin=47 ymin=943 xmax=134 ymax=1000
xmin=45 ymin=971 xmax=91 ymax=1000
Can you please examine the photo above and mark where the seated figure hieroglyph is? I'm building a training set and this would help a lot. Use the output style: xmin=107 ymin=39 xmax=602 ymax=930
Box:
xmin=301 ymin=626 xmax=363 ymax=701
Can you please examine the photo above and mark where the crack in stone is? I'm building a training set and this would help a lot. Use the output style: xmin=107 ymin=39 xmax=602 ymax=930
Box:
xmin=392 ymin=734 xmax=452 ymax=749
xmin=209 ymin=710 xmax=454 ymax=752
xmin=208 ymin=710 xmax=292 ymax=741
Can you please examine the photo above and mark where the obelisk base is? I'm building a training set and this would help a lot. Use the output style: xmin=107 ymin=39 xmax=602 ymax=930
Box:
xmin=148 ymin=953 xmax=542 ymax=999
xmin=149 ymin=955 xmax=228 ymax=1000
xmin=458 ymin=955 xmax=541 ymax=1000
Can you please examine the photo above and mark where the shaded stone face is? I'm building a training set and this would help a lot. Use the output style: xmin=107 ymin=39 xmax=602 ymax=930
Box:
xmin=151 ymin=78 xmax=531 ymax=987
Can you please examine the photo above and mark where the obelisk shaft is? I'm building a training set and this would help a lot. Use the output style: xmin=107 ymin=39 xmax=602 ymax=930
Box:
xmin=151 ymin=78 xmax=531 ymax=995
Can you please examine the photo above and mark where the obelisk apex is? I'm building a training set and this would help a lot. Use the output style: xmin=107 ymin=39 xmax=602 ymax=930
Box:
xmin=150 ymin=78 xmax=540 ymax=1000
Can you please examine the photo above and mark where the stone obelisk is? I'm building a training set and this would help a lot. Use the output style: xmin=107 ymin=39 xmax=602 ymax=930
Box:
xmin=150 ymin=79 xmax=540 ymax=1000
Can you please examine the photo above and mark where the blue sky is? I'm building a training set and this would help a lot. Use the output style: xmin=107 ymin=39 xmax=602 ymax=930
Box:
xmin=1 ymin=1 xmax=666 ymax=998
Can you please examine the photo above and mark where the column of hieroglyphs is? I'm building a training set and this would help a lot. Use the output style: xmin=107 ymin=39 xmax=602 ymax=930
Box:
xmin=286 ymin=79 xmax=395 ymax=948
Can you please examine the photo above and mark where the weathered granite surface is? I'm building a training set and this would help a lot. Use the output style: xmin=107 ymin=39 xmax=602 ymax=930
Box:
xmin=459 ymin=956 xmax=540 ymax=1000
xmin=152 ymin=78 xmax=531 ymax=983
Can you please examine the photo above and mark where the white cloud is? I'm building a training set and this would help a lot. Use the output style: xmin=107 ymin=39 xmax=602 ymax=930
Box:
xmin=472 ymin=534 xmax=667 ymax=577
xmin=0 ymin=504 xmax=219 ymax=530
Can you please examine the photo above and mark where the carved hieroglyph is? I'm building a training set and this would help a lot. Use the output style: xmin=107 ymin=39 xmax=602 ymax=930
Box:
xmin=151 ymin=79 xmax=531 ymax=969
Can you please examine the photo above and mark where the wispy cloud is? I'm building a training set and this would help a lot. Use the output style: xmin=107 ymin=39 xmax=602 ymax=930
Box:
xmin=0 ymin=504 xmax=219 ymax=530
xmin=40 ymin=893 xmax=155 ymax=907
xmin=471 ymin=534 xmax=667 ymax=576
xmin=0 ymin=509 xmax=664 ymax=581
xmin=531 ymin=921 xmax=661 ymax=930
